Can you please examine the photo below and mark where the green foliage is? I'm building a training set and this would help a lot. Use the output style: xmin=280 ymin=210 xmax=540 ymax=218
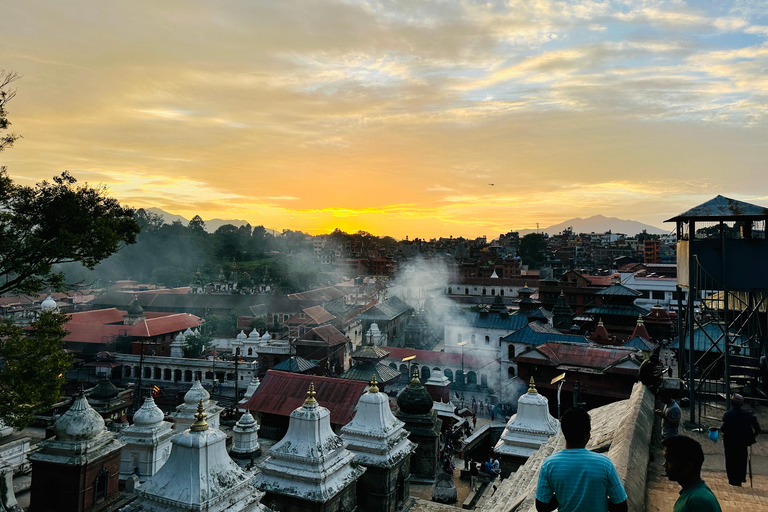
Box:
xmin=250 ymin=317 xmax=267 ymax=331
xmin=0 ymin=170 xmax=140 ymax=294
xmin=0 ymin=312 xmax=73 ymax=429
xmin=183 ymin=332 xmax=213 ymax=358
xmin=519 ymin=233 xmax=548 ymax=269
xmin=204 ymin=313 xmax=237 ymax=336
xmin=0 ymin=70 xmax=20 ymax=153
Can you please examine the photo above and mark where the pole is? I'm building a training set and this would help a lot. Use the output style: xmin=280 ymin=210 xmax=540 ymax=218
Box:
xmin=557 ymin=379 xmax=564 ymax=418
xmin=235 ymin=348 xmax=240 ymax=403
xmin=688 ymin=219 xmax=696 ymax=424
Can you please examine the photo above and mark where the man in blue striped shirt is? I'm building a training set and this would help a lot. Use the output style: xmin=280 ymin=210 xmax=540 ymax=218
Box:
xmin=536 ymin=407 xmax=628 ymax=512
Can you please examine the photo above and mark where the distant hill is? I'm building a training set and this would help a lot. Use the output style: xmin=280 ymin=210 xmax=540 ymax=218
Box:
xmin=144 ymin=208 xmax=278 ymax=234
xmin=517 ymin=215 xmax=669 ymax=237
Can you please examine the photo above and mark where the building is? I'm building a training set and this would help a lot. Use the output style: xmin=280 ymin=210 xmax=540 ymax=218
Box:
xmin=122 ymin=401 xmax=267 ymax=512
xmin=493 ymin=378 xmax=560 ymax=476
xmin=394 ymin=372 xmax=442 ymax=484
xmin=255 ymin=384 xmax=365 ymax=512
xmin=28 ymin=393 xmax=124 ymax=512
xmin=169 ymin=380 xmax=224 ymax=432
xmin=341 ymin=377 xmax=416 ymax=512
xmin=118 ymin=396 xmax=173 ymax=483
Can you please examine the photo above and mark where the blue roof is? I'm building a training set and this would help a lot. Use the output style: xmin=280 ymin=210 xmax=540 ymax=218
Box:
xmin=668 ymin=323 xmax=740 ymax=352
xmin=272 ymin=356 xmax=317 ymax=373
xmin=585 ymin=304 xmax=651 ymax=317
xmin=598 ymin=284 xmax=642 ymax=297
xmin=622 ymin=336 xmax=657 ymax=351
xmin=501 ymin=323 xmax=587 ymax=345
xmin=461 ymin=311 xmax=529 ymax=331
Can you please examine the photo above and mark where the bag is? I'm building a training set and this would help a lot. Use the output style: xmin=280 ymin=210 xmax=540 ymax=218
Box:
xmin=708 ymin=428 xmax=719 ymax=443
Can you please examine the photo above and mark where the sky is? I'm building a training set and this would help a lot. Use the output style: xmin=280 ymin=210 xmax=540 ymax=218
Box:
xmin=3 ymin=1 xmax=768 ymax=239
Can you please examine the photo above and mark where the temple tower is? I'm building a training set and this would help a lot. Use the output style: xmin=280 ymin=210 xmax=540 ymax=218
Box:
xmin=493 ymin=378 xmax=559 ymax=476
xmin=394 ymin=370 xmax=442 ymax=484
xmin=28 ymin=392 xmax=124 ymax=512
xmin=231 ymin=411 xmax=261 ymax=459
xmin=122 ymin=401 xmax=266 ymax=512
xmin=341 ymin=376 xmax=415 ymax=512
xmin=169 ymin=379 xmax=223 ymax=432
xmin=255 ymin=384 xmax=365 ymax=512
xmin=118 ymin=396 xmax=173 ymax=482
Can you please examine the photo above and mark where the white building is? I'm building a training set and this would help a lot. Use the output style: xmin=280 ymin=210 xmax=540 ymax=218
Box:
xmin=169 ymin=380 xmax=224 ymax=432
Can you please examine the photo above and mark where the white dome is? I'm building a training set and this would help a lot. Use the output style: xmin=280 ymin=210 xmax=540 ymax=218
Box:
xmin=236 ymin=330 xmax=247 ymax=340
xmin=54 ymin=393 xmax=105 ymax=440
xmin=41 ymin=295 xmax=57 ymax=312
xmin=184 ymin=327 xmax=194 ymax=337
xmin=133 ymin=396 xmax=165 ymax=427
xmin=260 ymin=331 xmax=272 ymax=342
xmin=248 ymin=329 xmax=260 ymax=340
xmin=184 ymin=380 xmax=210 ymax=405
xmin=175 ymin=331 xmax=187 ymax=342
xmin=236 ymin=411 xmax=257 ymax=428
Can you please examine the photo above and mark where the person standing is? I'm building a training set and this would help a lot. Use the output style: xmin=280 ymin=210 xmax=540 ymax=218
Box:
xmin=655 ymin=392 xmax=681 ymax=438
xmin=469 ymin=459 xmax=479 ymax=492
xmin=720 ymin=393 xmax=761 ymax=486
xmin=535 ymin=408 xmax=628 ymax=512
xmin=662 ymin=435 xmax=722 ymax=512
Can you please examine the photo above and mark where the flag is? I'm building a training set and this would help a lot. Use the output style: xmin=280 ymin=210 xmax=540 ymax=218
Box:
xmin=152 ymin=385 xmax=160 ymax=397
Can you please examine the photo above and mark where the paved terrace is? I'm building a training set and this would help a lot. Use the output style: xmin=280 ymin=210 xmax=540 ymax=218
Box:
xmin=410 ymin=382 xmax=768 ymax=512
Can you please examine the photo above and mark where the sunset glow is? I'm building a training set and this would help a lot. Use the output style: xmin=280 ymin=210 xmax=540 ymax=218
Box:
xmin=3 ymin=1 xmax=768 ymax=238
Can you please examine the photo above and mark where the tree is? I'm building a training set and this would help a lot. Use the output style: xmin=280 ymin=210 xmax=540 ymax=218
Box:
xmin=0 ymin=70 xmax=20 ymax=153
xmin=0 ymin=170 xmax=141 ymax=294
xmin=0 ymin=311 xmax=73 ymax=429
xmin=519 ymin=233 xmax=548 ymax=269
xmin=183 ymin=332 xmax=213 ymax=358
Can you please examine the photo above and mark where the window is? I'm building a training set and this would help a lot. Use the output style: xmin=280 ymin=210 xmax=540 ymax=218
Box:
xmin=471 ymin=334 xmax=476 ymax=345
xmin=500 ymin=289 xmax=504 ymax=296
xmin=485 ymin=335 xmax=490 ymax=345
xmin=465 ymin=288 xmax=469 ymax=295
xmin=482 ymin=288 xmax=487 ymax=295
xmin=508 ymin=345 xmax=515 ymax=359
xmin=508 ymin=367 xmax=516 ymax=378
xmin=652 ymin=291 xmax=665 ymax=300
xmin=491 ymin=289 xmax=495 ymax=295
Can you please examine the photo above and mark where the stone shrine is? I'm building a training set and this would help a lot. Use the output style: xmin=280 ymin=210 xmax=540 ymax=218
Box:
xmin=28 ymin=392 xmax=124 ymax=512
xmin=341 ymin=376 xmax=415 ymax=512
xmin=493 ymin=378 xmax=560 ymax=476
xmin=255 ymin=384 xmax=365 ymax=512
xmin=231 ymin=411 xmax=261 ymax=459
xmin=118 ymin=395 xmax=173 ymax=482
xmin=122 ymin=401 xmax=266 ymax=512
xmin=394 ymin=370 xmax=442 ymax=484
xmin=169 ymin=379 xmax=223 ymax=432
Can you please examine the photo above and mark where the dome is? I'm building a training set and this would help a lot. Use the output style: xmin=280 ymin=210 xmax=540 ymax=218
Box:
xmin=236 ymin=330 xmax=247 ymax=340
xmin=126 ymin=295 xmax=144 ymax=316
xmin=175 ymin=331 xmax=187 ymax=342
xmin=260 ymin=331 xmax=272 ymax=342
xmin=89 ymin=377 xmax=119 ymax=400
xmin=133 ymin=396 xmax=165 ymax=427
xmin=248 ymin=328 xmax=260 ymax=340
xmin=54 ymin=393 xmax=105 ymax=440
xmin=396 ymin=373 xmax=433 ymax=415
xmin=184 ymin=327 xmax=194 ymax=337
xmin=184 ymin=380 xmax=210 ymax=405
xmin=41 ymin=295 xmax=57 ymax=312
xmin=236 ymin=411 xmax=257 ymax=428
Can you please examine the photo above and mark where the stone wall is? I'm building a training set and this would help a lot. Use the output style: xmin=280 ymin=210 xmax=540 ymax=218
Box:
xmin=479 ymin=382 xmax=655 ymax=512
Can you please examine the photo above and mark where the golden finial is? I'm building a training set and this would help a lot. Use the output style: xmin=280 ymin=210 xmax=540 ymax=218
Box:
xmin=190 ymin=399 xmax=209 ymax=431
xmin=304 ymin=383 xmax=318 ymax=406
xmin=369 ymin=375 xmax=379 ymax=393
xmin=527 ymin=377 xmax=537 ymax=394
xmin=637 ymin=315 xmax=644 ymax=325
xmin=410 ymin=367 xmax=420 ymax=385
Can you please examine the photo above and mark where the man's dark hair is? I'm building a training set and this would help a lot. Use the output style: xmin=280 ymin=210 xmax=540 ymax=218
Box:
xmin=661 ymin=435 xmax=704 ymax=470
xmin=560 ymin=407 xmax=590 ymax=445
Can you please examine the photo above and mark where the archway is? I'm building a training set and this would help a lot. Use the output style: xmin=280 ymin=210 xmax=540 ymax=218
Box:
xmin=466 ymin=371 xmax=477 ymax=386
xmin=421 ymin=366 xmax=431 ymax=381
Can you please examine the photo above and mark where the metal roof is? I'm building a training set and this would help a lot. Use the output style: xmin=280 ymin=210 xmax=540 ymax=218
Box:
xmin=667 ymin=322 xmax=740 ymax=352
xmin=665 ymin=195 xmax=768 ymax=222
xmin=598 ymin=284 xmax=642 ymax=297
xmin=585 ymin=304 xmax=650 ymax=317
xmin=338 ymin=361 xmax=401 ymax=385
xmin=622 ymin=336 xmax=657 ymax=351
xmin=358 ymin=296 xmax=413 ymax=321
xmin=272 ymin=356 xmax=317 ymax=373
xmin=501 ymin=323 xmax=587 ymax=345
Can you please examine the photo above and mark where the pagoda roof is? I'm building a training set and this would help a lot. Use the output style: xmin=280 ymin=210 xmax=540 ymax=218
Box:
xmin=622 ymin=336 xmax=657 ymax=351
xmin=585 ymin=304 xmax=650 ymax=317
xmin=501 ymin=323 xmax=587 ymax=345
xmin=358 ymin=296 xmax=413 ymax=321
xmin=338 ymin=361 xmax=401 ymax=385
xmin=598 ymin=283 xmax=642 ymax=297
xmin=272 ymin=356 xmax=317 ymax=373
xmin=667 ymin=322 xmax=740 ymax=352
xmin=666 ymin=195 xmax=768 ymax=222
xmin=351 ymin=343 xmax=390 ymax=361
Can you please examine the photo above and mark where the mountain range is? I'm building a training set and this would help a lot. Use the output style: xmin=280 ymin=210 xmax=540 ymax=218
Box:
xmin=144 ymin=208 xmax=282 ymax=235
xmin=516 ymin=215 xmax=668 ymax=237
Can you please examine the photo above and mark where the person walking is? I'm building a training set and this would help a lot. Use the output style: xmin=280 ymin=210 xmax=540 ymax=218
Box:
xmin=720 ymin=393 xmax=761 ymax=486
xmin=662 ymin=435 xmax=722 ymax=512
xmin=469 ymin=459 xmax=479 ymax=492
xmin=655 ymin=391 xmax=681 ymax=438
xmin=535 ymin=408 xmax=628 ymax=512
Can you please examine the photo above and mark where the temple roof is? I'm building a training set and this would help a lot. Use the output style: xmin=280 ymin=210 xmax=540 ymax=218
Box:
xmin=338 ymin=360 xmax=401 ymax=385
xmin=665 ymin=195 xmax=768 ymax=222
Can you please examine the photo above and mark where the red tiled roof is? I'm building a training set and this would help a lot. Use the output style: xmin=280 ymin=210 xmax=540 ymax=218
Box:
xmin=518 ymin=342 xmax=638 ymax=373
xmin=295 ymin=325 xmax=349 ymax=347
xmin=64 ymin=310 xmax=201 ymax=344
xmin=288 ymin=286 xmax=345 ymax=302
xmin=585 ymin=275 xmax=615 ymax=286
xmin=284 ymin=306 xmax=335 ymax=326
xmin=384 ymin=347 xmax=490 ymax=368
xmin=243 ymin=370 xmax=368 ymax=425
